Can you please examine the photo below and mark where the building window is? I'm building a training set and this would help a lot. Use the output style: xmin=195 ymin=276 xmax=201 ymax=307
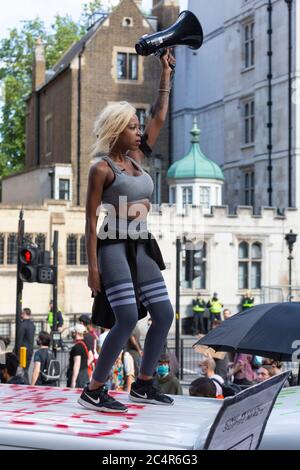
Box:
xmin=244 ymin=21 xmax=255 ymax=68
xmin=59 ymin=179 xmax=70 ymax=200
xmin=7 ymin=234 xmax=18 ymax=265
xmin=117 ymin=52 xmax=138 ymax=80
xmin=182 ymin=186 xmax=193 ymax=207
xmin=181 ymin=241 xmax=207 ymax=290
xmin=45 ymin=116 xmax=53 ymax=156
xmin=170 ymin=187 xmax=176 ymax=204
xmin=200 ymin=187 xmax=211 ymax=209
xmin=122 ymin=17 xmax=133 ymax=27
xmin=245 ymin=170 xmax=255 ymax=206
xmin=67 ymin=235 xmax=77 ymax=265
xmin=80 ymin=236 xmax=88 ymax=265
xmin=136 ymin=108 xmax=147 ymax=133
xmin=35 ymin=234 xmax=46 ymax=252
xmin=0 ymin=234 xmax=4 ymax=264
xmin=238 ymin=241 xmax=262 ymax=289
xmin=244 ymin=99 xmax=255 ymax=144
xmin=0 ymin=322 xmax=10 ymax=336
xmin=33 ymin=321 xmax=43 ymax=337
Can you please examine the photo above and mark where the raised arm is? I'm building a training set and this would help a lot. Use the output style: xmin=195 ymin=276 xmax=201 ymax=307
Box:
xmin=130 ymin=48 xmax=176 ymax=162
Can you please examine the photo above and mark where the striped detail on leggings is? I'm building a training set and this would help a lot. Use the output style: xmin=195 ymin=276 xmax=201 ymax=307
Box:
xmin=139 ymin=278 xmax=169 ymax=306
xmin=104 ymin=279 xmax=136 ymax=308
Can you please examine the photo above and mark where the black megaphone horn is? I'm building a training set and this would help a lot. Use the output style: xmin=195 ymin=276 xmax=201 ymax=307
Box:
xmin=135 ymin=10 xmax=204 ymax=57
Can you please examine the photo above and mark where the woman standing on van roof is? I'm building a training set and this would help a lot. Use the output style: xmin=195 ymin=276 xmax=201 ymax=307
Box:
xmin=78 ymin=49 xmax=176 ymax=414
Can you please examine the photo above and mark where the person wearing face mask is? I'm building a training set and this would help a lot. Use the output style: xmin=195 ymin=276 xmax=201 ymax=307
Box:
xmin=153 ymin=353 xmax=183 ymax=396
xmin=0 ymin=353 xmax=26 ymax=385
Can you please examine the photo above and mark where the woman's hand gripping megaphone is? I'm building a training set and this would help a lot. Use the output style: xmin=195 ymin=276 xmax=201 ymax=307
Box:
xmin=157 ymin=48 xmax=176 ymax=71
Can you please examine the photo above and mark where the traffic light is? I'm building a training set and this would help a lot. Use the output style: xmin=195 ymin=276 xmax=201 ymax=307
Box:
xmin=185 ymin=248 xmax=203 ymax=282
xmin=18 ymin=244 xmax=40 ymax=283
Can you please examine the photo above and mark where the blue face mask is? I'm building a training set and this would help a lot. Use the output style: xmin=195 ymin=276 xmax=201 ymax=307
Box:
xmin=156 ymin=364 xmax=169 ymax=377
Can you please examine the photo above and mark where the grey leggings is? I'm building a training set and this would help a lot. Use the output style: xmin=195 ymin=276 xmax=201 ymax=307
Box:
xmin=93 ymin=242 xmax=174 ymax=383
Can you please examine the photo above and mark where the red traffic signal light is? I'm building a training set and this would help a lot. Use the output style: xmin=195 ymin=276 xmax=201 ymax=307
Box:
xmin=22 ymin=250 xmax=32 ymax=263
xmin=18 ymin=245 xmax=39 ymax=283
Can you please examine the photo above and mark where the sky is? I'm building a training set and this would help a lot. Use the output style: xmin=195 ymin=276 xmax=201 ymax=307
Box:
xmin=0 ymin=0 xmax=188 ymax=39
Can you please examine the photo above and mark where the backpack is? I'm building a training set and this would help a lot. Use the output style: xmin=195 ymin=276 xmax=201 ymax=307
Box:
xmin=40 ymin=350 xmax=61 ymax=383
xmin=212 ymin=378 xmax=241 ymax=398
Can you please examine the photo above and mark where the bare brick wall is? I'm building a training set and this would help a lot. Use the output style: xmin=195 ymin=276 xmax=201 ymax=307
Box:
xmin=26 ymin=70 xmax=72 ymax=170
xmin=39 ymin=70 xmax=72 ymax=166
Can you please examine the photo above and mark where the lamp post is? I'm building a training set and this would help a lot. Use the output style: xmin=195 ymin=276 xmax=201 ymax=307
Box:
xmin=285 ymin=230 xmax=297 ymax=301
xmin=284 ymin=0 xmax=293 ymax=207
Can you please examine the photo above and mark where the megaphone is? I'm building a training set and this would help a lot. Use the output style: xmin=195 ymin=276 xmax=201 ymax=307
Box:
xmin=135 ymin=10 xmax=203 ymax=57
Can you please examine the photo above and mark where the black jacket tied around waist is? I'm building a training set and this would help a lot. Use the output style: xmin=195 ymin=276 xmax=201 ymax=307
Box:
xmin=91 ymin=229 xmax=166 ymax=329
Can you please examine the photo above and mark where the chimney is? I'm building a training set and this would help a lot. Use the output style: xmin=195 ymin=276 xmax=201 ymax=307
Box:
xmin=32 ymin=38 xmax=45 ymax=91
xmin=152 ymin=0 xmax=180 ymax=30
xmin=133 ymin=0 xmax=142 ymax=9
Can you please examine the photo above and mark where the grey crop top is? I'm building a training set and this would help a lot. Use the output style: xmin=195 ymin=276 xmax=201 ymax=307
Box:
xmin=100 ymin=155 xmax=154 ymax=207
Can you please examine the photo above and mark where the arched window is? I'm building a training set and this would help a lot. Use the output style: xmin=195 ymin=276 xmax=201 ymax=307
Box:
xmin=239 ymin=241 xmax=249 ymax=259
xmin=251 ymin=243 xmax=262 ymax=289
xmin=7 ymin=234 xmax=18 ymax=264
xmin=80 ymin=236 xmax=88 ymax=265
xmin=0 ymin=234 xmax=4 ymax=265
xmin=238 ymin=241 xmax=262 ymax=289
xmin=67 ymin=235 xmax=77 ymax=265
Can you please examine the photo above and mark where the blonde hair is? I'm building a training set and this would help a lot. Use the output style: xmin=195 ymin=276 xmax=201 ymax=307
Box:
xmin=92 ymin=101 xmax=136 ymax=156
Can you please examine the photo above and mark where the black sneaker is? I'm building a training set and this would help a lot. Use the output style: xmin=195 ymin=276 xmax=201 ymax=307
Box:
xmin=78 ymin=385 xmax=128 ymax=413
xmin=129 ymin=380 xmax=174 ymax=406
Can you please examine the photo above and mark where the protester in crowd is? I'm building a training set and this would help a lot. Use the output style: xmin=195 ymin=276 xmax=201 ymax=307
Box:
xmin=67 ymin=324 xmax=89 ymax=388
xmin=198 ymin=357 xmax=224 ymax=396
xmin=110 ymin=348 xmax=135 ymax=393
xmin=189 ymin=377 xmax=222 ymax=399
xmin=31 ymin=331 xmax=58 ymax=386
xmin=222 ymin=308 xmax=233 ymax=321
xmin=17 ymin=307 xmax=35 ymax=384
xmin=0 ymin=353 xmax=25 ymax=385
xmin=256 ymin=367 xmax=272 ymax=383
xmin=153 ymin=353 xmax=182 ymax=395
xmin=80 ymin=49 xmax=176 ymax=413
xmin=162 ymin=341 xmax=179 ymax=376
xmin=232 ymin=353 xmax=257 ymax=386
xmin=78 ymin=314 xmax=98 ymax=372
xmin=262 ymin=359 xmax=283 ymax=377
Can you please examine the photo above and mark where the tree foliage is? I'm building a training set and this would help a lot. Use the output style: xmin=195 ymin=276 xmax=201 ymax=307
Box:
xmin=0 ymin=1 xmax=112 ymax=178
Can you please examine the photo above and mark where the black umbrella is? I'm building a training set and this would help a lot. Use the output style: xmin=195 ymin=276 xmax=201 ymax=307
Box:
xmin=194 ymin=302 xmax=300 ymax=363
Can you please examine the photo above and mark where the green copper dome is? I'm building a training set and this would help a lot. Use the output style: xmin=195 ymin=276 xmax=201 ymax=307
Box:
xmin=167 ymin=120 xmax=225 ymax=181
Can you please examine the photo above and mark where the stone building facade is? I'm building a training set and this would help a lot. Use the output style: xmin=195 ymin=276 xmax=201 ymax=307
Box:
xmin=173 ymin=0 xmax=300 ymax=213
xmin=1 ymin=200 xmax=299 ymax=338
